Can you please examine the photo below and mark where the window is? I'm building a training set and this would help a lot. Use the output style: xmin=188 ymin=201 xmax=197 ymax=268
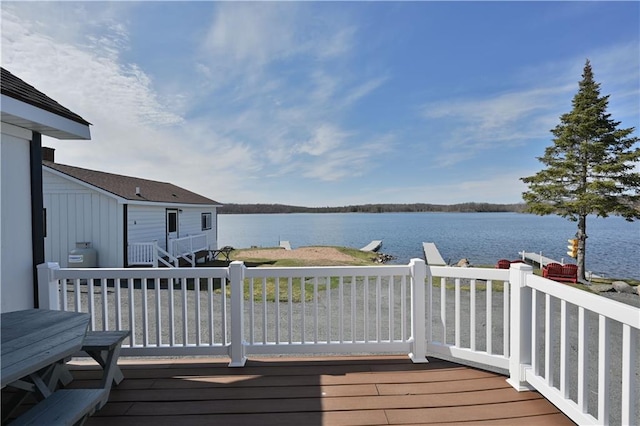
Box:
xmin=167 ymin=211 xmax=178 ymax=233
xmin=202 ymin=212 xmax=212 ymax=231
xmin=43 ymin=208 xmax=47 ymax=238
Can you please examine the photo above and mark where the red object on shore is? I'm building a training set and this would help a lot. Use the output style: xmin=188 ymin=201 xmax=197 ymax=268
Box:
xmin=542 ymin=263 xmax=578 ymax=283
xmin=496 ymin=259 xmax=511 ymax=269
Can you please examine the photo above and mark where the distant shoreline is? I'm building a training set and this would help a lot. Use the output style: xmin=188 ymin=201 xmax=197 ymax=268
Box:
xmin=219 ymin=202 xmax=526 ymax=214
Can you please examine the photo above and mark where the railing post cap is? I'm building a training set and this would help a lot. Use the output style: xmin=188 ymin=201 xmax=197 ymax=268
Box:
xmin=510 ymin=263 xmax=533 ymax=271
xmin=37 ymin=262 xmax=60 ymax=270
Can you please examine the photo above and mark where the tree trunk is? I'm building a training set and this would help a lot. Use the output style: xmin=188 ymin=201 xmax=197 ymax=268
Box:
xmin=577 ymin=215 xmax=587 ymax=281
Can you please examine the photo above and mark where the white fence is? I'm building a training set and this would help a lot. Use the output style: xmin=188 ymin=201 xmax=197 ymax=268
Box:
xmin=37 ymin=261 xmax=639 ymax=425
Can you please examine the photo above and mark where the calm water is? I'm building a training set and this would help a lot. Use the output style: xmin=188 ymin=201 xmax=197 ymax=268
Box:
xmin=218 ymin=213 xmax=640 ymax=280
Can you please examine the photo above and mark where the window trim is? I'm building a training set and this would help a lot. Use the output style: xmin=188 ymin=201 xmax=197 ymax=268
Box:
xmin=202 ymin=212 xmax=212 ymax=231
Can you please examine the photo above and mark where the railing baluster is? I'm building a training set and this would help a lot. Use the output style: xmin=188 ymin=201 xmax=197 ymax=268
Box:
xmin=128 ymin=278 xmax=135 ymax=347
xmin=597 ymin=315 xmax=610 ymax=424
xmin=326 ymin=276 xmax=331 ymax=344
xmin=249 ymin=278 xmax=255 ymax=345
xmin=195 ymin=276 xmax=201 ymax=346
xmin=402 ymin=275 xmax=407 ymax=342
xmin=621 ymin=323 xmax=636 ymax=426
xmin=221 ymin=276 xmax=228 ymax=346
xmin=155 ymin=278 xmax=161 ymax=346
xmin=440 ymin=277 xmax=447 ymax=345
xmin=339 ymin=276 xmax=344 ymax=343
xmin=301 ymin=276 xmax=306 ymax=344
xmin=275 ymin=276 xmax=280 ymax=344
xmin=389 ymin=275 xmax=395 ymax=342
xmin=531 ymin=289 xmax=539 ymax=375
xmin=351 ymin=276 xmax=356 ymax=343
xmin=208 ymin=278 xmax=214 ymax=345
xmin=169 ymin=278 xmax=175 ymax=346
xmin=313 ymin=276 xmax=318 ymax=344
xmin=101 ymin=278 xmax=108 ymax=331
xmin=88 ymin=278 xmax=95 ymax=330
xmin=455 ymin=278 xmax=461 ymax=348
xmin=115 ymin=278 xmax=122 ymax=330
xmin=545 ymin=294 xmax=552 ymax=386
xmin=74 ymin=279 xmax=81 ymax=313
xmin=486 ymin=279 xmax=492 ymax=354
xmin=577 ymin=306 xmax=588 ymax=413
xmin=560 ymin=300 xmax=568 ymax=398
xmin=470 ymin=279 xmax=476 ymax=351
xmin=142 ymin=278 xmax=148 ymax=347
xmin=288 ymin=277 xmax=293 ymax=344
xmin=503 ymin=279 xmax=509 ymax=357
xmin=61 ymin=279 xmax=68 ymax=311
xmin=181 ymin=276 xmax=188 ymax=346
xmin=364 ymin=275 xmax=369 ymax=343
xmin=375 ymin=275 xmax=381 ymax=342
xmin=262 ymin=277 xmax=267 ymax=344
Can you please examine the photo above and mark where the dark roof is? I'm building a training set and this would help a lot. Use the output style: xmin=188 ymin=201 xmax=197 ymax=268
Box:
xmin=44 ymin=161 xmax=221 ymax=205
xmin=1 ymin=67 xmax=91 ymax=126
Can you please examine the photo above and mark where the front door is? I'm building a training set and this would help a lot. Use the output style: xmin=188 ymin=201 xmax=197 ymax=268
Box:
xmin=166 ymin=209 xmax=179 ymax=252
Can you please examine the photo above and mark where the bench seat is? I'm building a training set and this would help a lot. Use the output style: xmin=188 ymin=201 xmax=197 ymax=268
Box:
xmin=543 ymin=263 xmax=578 ymax=283
xmin=11 ymin=388 xmax=107 ymax=426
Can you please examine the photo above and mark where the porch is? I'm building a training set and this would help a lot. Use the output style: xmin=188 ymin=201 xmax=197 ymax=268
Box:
xmin=127 ymin=234 xmax=210 ymax=268
xmin=70 ymin=355 xmax=573 ymax=425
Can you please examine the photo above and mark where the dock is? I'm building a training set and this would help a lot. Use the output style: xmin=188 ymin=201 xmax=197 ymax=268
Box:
xmin=360 ymin=240 xmax=382 ymax=252
xmin=423 ymin=242 xmax=447 ymax=266
xmin=279 ymin=240 xmax=292 ymax=250
xmin=519 ymin=251 xmax=563 ymax=268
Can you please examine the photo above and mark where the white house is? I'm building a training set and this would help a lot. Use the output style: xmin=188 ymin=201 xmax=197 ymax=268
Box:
xmin=1 ymin=67 xmax=91 ymax=312
xmin=42 ymin=148 xmax=222 ymax=268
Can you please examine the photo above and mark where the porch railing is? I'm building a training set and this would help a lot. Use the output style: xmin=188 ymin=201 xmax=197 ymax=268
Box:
xmin=128 ymin=242 xmax=179 ymax=268
xmin=37 ymin=260 xmax=639 ymax=425
xmin=170 ymin=234 xmax=208 ymax=267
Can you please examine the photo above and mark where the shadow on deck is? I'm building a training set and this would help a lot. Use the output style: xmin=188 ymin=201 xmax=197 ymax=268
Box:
xmin=65 ymin=355 xmax=575 ymax=426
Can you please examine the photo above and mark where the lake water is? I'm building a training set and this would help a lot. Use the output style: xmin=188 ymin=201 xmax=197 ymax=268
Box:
xmin=218 ymin=213 xmax=640 ymax=280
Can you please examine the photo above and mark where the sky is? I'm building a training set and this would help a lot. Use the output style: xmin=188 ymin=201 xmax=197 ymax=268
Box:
xmin=2 ymin=1 xmax=639 ymax=207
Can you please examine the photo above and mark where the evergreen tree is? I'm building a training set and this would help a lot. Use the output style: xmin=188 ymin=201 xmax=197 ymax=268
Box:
xmin=521 ymin=60 xmax=640 ymax=281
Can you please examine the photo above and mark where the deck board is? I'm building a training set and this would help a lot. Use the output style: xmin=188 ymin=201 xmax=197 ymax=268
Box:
xmin=63 ymin=355 xmax=575 ymax=426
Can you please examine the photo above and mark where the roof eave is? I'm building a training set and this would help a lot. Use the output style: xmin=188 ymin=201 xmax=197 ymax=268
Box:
xmin=1 ymin=94 xmax=91 ymax=140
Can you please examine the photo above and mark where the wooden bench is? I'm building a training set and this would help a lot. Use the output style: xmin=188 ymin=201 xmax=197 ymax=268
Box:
xmin=58 ymin=330 xmax=129 ymax=410
xmin=11 ymin=388 xmax=107 ymax=426
xmin=81 ymin=331 xmax=129 ymax=389
xmin=543 ymin=263 xmax=578 ymax=283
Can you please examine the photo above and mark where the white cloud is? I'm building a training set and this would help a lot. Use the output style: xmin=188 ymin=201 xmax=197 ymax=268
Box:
xmin=421 ymin=43 xmax=639 ymax=168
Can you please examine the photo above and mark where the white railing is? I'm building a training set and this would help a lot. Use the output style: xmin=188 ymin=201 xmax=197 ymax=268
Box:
xmin=36 ymin=260 xmax=639 ymax=425
xmin=425 ymin=265 xmax=512 ymax=371
xmin=509 ymin=268 xmax=639 ymax=425
xmin=170 ymin=234 xmax=208 ymax=267
xmin=128 ymin=241 xmax=184 ymax=268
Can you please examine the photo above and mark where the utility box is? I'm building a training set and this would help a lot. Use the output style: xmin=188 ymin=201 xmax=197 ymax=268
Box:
xmin=68 ymin=242 xmax=98 ymax=267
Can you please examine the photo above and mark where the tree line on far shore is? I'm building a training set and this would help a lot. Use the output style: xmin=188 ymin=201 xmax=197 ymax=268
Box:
xmin=218 ymin=202 xmax=528 ymax=214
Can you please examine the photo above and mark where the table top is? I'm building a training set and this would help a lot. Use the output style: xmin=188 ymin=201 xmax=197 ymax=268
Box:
xmin=1 ymin=309 xmax=90 ymax=387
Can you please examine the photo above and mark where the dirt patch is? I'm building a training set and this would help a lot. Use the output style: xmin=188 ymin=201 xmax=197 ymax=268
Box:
xmin=235 ymin=247 xmax=358 ymax=262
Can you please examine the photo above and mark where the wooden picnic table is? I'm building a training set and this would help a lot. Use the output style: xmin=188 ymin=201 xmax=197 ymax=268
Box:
xmin=1 ymin=309 xmax=91 ymax=421
xmin=209 ymin=245 xmax=234 ymax=261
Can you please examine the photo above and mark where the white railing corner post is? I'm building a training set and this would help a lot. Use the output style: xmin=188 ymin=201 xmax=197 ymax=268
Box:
xmin=409 ymin=258 xmax=428 ymax=363
xmin=228 ymin=261 xmax=247 ymax=367
xmin=37 ymin=262 xmax=61 ymax=310
xmin=507 ymin=262 xmax=535 ymax=391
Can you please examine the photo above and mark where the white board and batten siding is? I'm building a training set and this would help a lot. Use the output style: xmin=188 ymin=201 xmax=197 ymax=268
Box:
xmin=43 ymin=170 xmax=123 ymax=268
xmin=1 ymin=124 xmax=36 ymax=311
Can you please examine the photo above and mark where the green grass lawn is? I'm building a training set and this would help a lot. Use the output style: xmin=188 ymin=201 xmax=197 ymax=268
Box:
xmin=202 ymin=248 xmax=637 ymax=302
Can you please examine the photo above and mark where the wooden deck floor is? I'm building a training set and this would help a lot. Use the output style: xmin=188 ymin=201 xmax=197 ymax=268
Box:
xmin=36 ymin=356 xmax=578 ymax=425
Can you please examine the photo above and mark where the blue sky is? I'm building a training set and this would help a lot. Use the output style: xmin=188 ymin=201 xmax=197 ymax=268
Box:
xmin=2 ymin=1 xmax=638 ymax=207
